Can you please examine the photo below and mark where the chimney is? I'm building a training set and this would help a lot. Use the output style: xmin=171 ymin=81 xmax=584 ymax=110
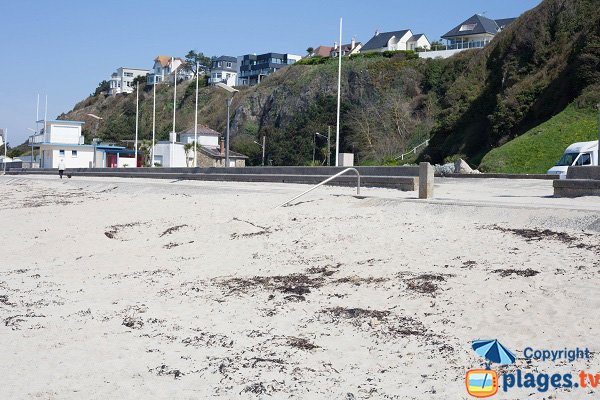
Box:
xmin=333 ymin=41 xmax=338 ymax=50
xmin=220 ymin=137 xmax=224 ymax=155
xmin=351 ymin=37 xmax=356 ymax=49
xmin=375 ymin=30 xmax=380 ymax=36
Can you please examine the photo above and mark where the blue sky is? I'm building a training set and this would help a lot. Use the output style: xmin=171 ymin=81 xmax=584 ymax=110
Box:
xmin=1 ymin=0 xmax=542 ymax=145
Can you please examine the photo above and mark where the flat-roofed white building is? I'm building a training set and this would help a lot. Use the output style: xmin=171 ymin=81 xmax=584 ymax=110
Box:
xmin=108 ymin=67 xmax=149 ymax=95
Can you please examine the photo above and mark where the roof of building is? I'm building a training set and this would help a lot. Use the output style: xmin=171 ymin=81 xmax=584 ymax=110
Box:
xmin=362 ymin=30 xmax=411 ymax=51
xmin=214 ymin=56 xmax=237 ymax=63
xmin=442 ymin=14 xmax=515 ymax=39
xmin=201 ymin=146 xmax=248 ymax=159
xmin=333 ymin=42 xmax=362 ymax=53
xmin=154 ymin=56 xmax=183 ymax=67
xmin=408 ymin=33 xmax=427 ymax=42
xmin=48 ymin=120 xmax=85 ymax=125
xmin=311 ymin=46 xmax=334 ymax=57
xmin=178 ymin=125 xmax=221 ymax=136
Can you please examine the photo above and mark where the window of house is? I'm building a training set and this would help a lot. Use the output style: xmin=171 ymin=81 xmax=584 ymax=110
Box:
xmin=72 ymin=150 xmax=78 ymax=157
xmin=227 ymin=62 xmax=232 ymax=68
xmin=59 ymin=150 xmax=65 ymax=157
xmin=459 ymin=23 xmax=477 ymax=31
xmin=218 ymin=62 xmax=222 ymax=67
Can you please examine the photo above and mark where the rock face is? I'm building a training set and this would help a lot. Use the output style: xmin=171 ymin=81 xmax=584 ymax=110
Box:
xmin=454 ymin=159 xmax=473 ymax=174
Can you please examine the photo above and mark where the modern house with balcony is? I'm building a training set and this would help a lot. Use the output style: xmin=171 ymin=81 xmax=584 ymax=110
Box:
xmin=208 ymin=56 xmax=238 ymax=87
xmin=238 ymin=53 xmax=301 ymax=86
xmin=441 ymin=14 xmax=515 ymax=50
xmin=420 ymin=14 xmax=515 ymax=59
xmin=361 ymin=29 xmax=430 ymax=53
xmin=108 ymin=67 xmax=149 ymax=95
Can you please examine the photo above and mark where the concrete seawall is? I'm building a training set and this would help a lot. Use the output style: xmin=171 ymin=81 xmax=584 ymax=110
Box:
xmin=7 ymin=166 xmax=420 ymax=191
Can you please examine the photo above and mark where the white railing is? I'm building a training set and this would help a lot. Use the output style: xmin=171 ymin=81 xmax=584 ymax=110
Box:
xmin=276 ymin=168 xmax=361 ymax=208
xmin=395 ymin=139 xmax=430 ymax=161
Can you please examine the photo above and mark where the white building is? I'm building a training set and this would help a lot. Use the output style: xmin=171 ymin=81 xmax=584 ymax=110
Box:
xmin=29 ymin=120 xmax=141 ymax=169
xmin=361 ymin=29 xmax=431 ymax=53
xmin=29 ymin=120 xmax=93 ymax=169
xmin=152 ymin=125 xmax=247 ymax=167
xmin=108 ymin=67 xmax=149 ymax=95
xmin=146 ymin=55 xmax=193 ymax=85
xmin=209 ymin=56 xmax=238 ymax=87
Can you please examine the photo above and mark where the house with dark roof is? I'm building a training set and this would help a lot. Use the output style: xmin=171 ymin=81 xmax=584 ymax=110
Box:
xmin=209 ymin=56 xmax=238 ymax=87
xmin=361 ymin=29 xmax=430 ymax=53
xmin=330 ymin=38 xmax=362 ymax=58
xmin=441 ymin=14 xmax=516 ymax=50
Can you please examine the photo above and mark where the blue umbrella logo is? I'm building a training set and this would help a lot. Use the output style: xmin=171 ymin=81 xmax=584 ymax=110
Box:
xmin=472 ymin=339 xmax=516 ymax=366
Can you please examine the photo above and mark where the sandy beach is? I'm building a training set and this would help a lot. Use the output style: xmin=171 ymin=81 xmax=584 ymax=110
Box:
xmin=0 ymin=175 xmax=598 ymax=399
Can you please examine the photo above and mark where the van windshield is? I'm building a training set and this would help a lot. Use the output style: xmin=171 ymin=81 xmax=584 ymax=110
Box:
xmin=556 ymin=153 xmax=579 ymax=166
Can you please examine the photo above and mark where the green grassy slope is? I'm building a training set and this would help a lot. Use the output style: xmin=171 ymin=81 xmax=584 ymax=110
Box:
xmin=479 ymin=104 xmax=598 ymax=173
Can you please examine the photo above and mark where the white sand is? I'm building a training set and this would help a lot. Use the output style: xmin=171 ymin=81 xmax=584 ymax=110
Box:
xmin=0 ymin=175 xmax=598 ymax=399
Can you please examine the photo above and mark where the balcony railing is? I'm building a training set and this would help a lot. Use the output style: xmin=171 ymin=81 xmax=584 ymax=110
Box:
xmin=29 ymin=133 xmax=44 ymax=144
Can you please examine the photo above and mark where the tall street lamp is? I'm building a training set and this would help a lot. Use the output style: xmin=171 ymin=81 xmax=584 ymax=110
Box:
xmin=87 ymin=113 xmax=103 ymax=168
xmin=597 ymin=103 xmax=600 ymax=166
xmin=215 ymin=83 xmax=238 ymax=168
xmin=315 ymin=132 xmax=330 ymax=166
xmin=253 ymin=135 xmax=266 ymax=166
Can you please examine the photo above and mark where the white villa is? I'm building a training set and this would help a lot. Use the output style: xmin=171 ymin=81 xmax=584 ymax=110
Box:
xmin=209 ymin=56 xmax=238 ymax=87
xmin=108 ymin=67 xmax=149 ymax=95
xmin=420 ymin=14 xmax=516 ymax=59
xmin=330 ymin=38 xmax=362 ymax=58
xmin=146 ymin=55 xmax=192 ymax=85
xmin=361 ymin=29 xmax=431 ymax=53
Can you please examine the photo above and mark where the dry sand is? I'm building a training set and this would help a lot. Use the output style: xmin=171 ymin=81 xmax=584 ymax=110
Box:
xmin=0 ymin=175 xmax=598 ymax=399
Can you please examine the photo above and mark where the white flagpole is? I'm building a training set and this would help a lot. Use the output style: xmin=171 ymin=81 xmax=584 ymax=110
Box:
xmin=171 ymin=57 xmax=176 ymax=166
xmin=152 ymin=76 xmax=156 ymax=167
xmin=194 ymin=62 xmax=199 ymax=167
xmin=44 ymin=95 xmax=48 ymax=138
xmin=335 ymin=17 xmax=343 ymax=167
xmin=135 ymin=81 xmax=139 ymax=168
xmin=3 ymin=128 xmax=7 ymax=175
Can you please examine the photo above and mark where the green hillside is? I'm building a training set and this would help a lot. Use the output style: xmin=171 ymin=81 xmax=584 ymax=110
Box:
xmin=42 ymin=0 xmax=599 ymax=168
xmin=479 ymin=104 xmax=598 ymax=173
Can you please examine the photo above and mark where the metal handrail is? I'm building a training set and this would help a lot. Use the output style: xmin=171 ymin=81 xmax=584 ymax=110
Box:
xmin=395 ymin=139 xmax=429 ymax=161
xmin=276 ymin=168 xmax=361 ymax=208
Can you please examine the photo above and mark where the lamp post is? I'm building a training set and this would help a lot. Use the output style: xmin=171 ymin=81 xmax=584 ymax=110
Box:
xmin=253 ymin=136 xmax=266 ymax=166
xmin=597 ymin=103 xmax=600 ymax=166
xmin=215 ymin=83 xmax=239 ymax=167
xmin=87 ymin=113 xmax=103 ymax=168
xmin=315 ymin=132 xmax=329 ymax=166
xmin=27 ymin=128 xmax=36 ymax=165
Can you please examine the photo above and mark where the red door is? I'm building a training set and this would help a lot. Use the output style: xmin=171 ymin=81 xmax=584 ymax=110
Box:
xmin=107 ymin=154 xmax=118 ymax=168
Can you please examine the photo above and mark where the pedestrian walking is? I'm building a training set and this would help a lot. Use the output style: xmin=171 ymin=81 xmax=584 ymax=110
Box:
xmin=58 ymin=159 xmax=65 ymax=179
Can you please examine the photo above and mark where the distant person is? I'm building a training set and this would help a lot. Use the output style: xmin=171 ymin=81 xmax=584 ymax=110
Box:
xmin=58 ymin=159 xmax=65 ymax=179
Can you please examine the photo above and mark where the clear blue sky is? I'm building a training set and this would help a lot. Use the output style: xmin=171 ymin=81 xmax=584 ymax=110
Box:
xmin=1 ymin=0 xmax=542 ymax=146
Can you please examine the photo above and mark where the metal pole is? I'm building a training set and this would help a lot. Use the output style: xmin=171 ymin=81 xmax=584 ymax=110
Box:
xmin=152 ymin=76 xmax=156 ymax=167
xmin=328 ymin=126 xmax=331 ymax=167
xmin=3 ymin=128 xmax=7 ymax=175
xmin=262 ymin=135 xmax=266 ymax=167
xmin=194 ymin=62 xmax=199 ymax=167
xmin=44 ymin=95 xmax=48 ymax=140
xmin=172 ymin=58 xmax=177 ymax=166
xmin=226 ymin=98 xmax=231 ymax=167
xmin=335 ymin=17 xmax=342 ymax=167
xmin=134 ymin=82 xmax=139 ymax=168
xmin=313 ymin=132 xmax=316 ymax=164
xmin=597 ymin=103 xmax=600 ymax=166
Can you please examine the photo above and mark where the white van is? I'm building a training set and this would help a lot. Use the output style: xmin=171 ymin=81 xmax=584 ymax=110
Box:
xmin=547 ymin=141 xmax=598 ymax=177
